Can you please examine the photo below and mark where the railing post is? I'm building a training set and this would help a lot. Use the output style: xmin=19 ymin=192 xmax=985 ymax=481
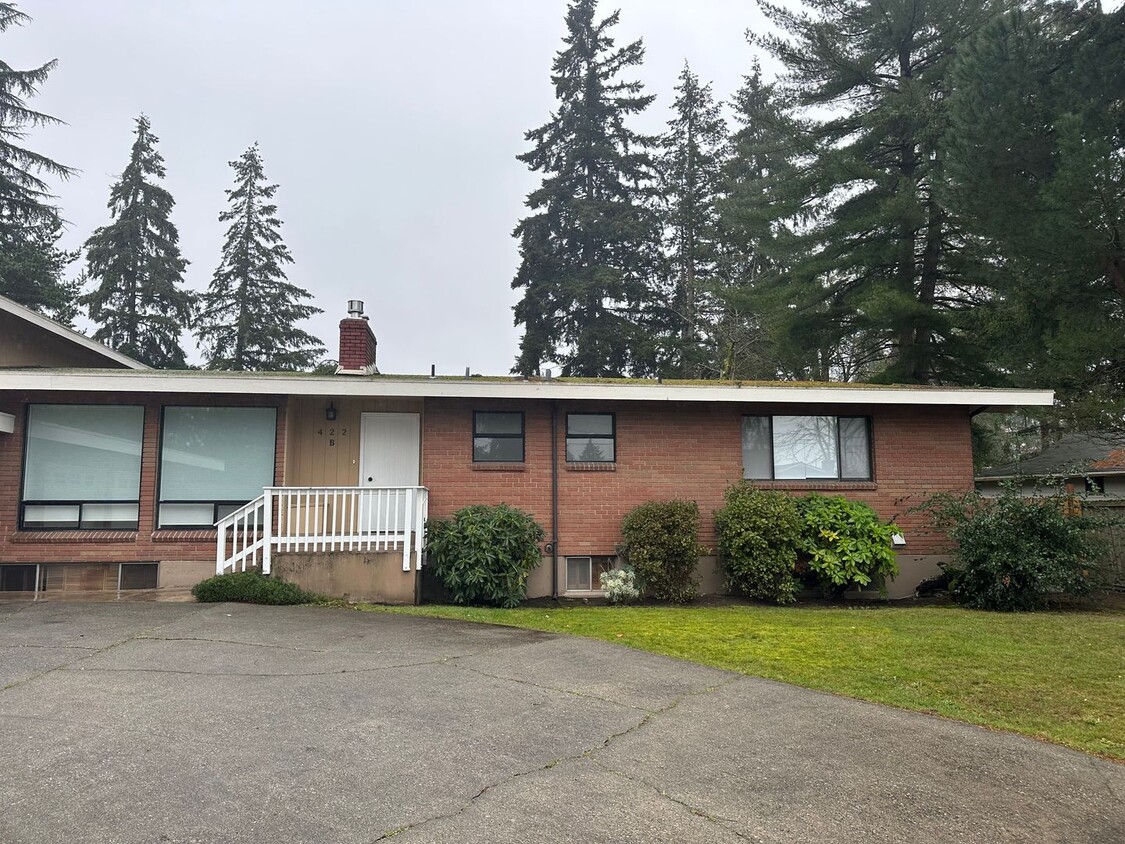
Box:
xmin=216 ymin=520 xmax=225 ymax=575
xmin=262 ymin=488 xmax=273 ymax=575
xmin=402 ymin=487 xmax=413 ymax=572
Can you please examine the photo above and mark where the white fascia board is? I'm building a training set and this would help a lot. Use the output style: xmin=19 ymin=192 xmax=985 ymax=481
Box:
xmin=0 ymin=295 xmax=149 ymax=370
xmin=0 ymin=369 xmax=1056 ymax=408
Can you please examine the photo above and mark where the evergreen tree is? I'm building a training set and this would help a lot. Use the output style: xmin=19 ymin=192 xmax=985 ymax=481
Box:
xmin=83 ymin=115 xmax=194 ymax=368
xmin=196 ymin=144 xmax=324 ymax=371
xmin=0 ymin=2 xmax=78 ymax=318
xmin=511 ymin=0 xmax=660 ymax=377
xmin=755 ymin=0 xmax=1005 ymax=384
xmin=657 ymin=62 xmax=727 ymax=377
xmin=944 ymin=1 xmax=1125 ymax=423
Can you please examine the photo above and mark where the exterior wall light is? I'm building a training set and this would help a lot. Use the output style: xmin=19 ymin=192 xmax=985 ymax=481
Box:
xmin=325 ymin=402 xmax=338 ymax=421
xmin=891 ymin=533 xmax=906 ymax=547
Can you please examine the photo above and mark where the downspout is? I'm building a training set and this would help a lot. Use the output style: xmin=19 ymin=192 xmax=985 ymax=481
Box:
xmin=551 ymin=400 xmax=560 ymax=600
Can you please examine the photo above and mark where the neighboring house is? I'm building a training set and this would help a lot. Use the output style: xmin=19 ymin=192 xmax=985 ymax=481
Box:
xmin=0 ymin=300 xmax=1053 ymax=601
xmin=976 ymin=432 xmax=1125 ymax=499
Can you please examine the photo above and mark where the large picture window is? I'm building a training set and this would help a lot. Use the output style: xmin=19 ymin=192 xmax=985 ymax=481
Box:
xmin=21 ymin=405 xmax=144 ymax=530
xmin=158 ymin=407 xmax=277 ymax=528
xmin=742 ymin=415 xmax=872 ymax=481
xmin=473 ymin=411 xmax=524 ymax=462
xmin=566 ymin=413 xmax=615 ymax=462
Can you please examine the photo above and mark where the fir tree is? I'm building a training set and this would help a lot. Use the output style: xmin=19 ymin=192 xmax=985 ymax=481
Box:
xmin=83 ymin=115 xmax=194 ymax=368
xmin=756 ymin=0 xmax=1004 ymax=384
xmin=511 ymin=0 xmax=660 ymax=377
xmin=196 ymin=144 xmax=324 ymax=371
xmin=0 ymin=2 xmax=78 ymax=318
xmin=657 ymin=62 xmax=727 ymax=377
xmin=944 ymin=1 xmax=1125 ymax=422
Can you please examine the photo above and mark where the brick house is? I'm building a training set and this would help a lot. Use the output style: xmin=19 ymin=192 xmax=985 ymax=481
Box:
xmin=0 ymin=295 xmax=1053 ymax=601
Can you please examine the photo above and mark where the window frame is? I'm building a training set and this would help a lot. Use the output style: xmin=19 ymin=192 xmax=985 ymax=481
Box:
xmin=156 ymin=405 xmax=278 ymax=529
xmin=19 ymin=403 xmax=145 ymax=532
xmin=742 ymin=414 xmax=873 ymax=481
xmin=564 ymin=555 xmax=614 ymax=593
xmin=565 ymin=412 xmax=617 ymax=464
xmin=472 ymin=410 xmax=526 ymax=463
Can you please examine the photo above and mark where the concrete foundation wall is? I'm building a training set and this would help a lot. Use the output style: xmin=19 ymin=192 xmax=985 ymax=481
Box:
xmin=273 ymin=551 xmax=418 ymax=604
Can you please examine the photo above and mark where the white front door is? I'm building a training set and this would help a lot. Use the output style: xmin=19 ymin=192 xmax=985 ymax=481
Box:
xmin=358 ymin=413 xmax=421 ymax=530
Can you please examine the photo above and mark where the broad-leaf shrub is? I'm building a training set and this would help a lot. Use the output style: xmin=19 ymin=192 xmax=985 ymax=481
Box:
xmin=714 ymin=483 xmax=802 ymax=604
xmin=426 ymin=504 xmax=544 ymax=608
xmin=600 ymin=566 xmax=640 ymax=604
xmin=923 ymin=485 xmax=1103 ymax=611
xmin=192 ymin=570 xmax=313 ymax=605
xmin=617 ymin=500 xmax=704 ymax=602
xmin=797 ymin=494 xmax=899 ymax=595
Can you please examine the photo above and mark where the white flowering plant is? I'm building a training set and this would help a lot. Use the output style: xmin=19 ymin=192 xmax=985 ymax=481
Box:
xmin=599 ymin=566 xmax=640 ymax=605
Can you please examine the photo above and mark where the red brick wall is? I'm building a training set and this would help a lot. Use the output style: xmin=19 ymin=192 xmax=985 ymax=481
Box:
xmin=422 ymin=398 xmax=973 ymax=558
xmin=0 ymin=391 xmax=287 ymax=566
xmin=338 ymin=318 xmax=377 ymax=371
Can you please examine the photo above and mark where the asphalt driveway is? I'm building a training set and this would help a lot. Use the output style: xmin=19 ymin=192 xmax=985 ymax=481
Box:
xmin=0 ymin=602 xmax=1121 ymax=843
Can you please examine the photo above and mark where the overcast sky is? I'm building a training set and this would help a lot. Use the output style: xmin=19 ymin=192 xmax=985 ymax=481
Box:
xmin=7 ymin=0 xmax=780 ymax=374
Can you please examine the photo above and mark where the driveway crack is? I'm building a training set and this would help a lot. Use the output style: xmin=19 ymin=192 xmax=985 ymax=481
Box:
xmin=369 ymin=674 xmax=742 ymax=841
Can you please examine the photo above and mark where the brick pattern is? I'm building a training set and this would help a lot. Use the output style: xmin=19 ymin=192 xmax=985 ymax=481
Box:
xmin=0 ymin=391 xmax=287 ymax=566
xmin=422 ymin=398 xmax=973 ymax=558
xmin=338 ymin=318 xmax=377 ymax=371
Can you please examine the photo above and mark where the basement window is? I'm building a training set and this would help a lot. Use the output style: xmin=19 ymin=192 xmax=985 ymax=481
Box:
xmin=0 ymin=566 xmax=39 ymax=592
xmin=565 ymin=556 xmax=614 ymax=593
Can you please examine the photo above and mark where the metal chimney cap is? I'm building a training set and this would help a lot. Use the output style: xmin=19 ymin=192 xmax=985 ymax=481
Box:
xmin=347 ymin=299 xmax=364 ymax=318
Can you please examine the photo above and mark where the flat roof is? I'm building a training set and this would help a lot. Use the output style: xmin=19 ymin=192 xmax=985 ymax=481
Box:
xmin=0 ymin=368 xmax=1055 ymax=409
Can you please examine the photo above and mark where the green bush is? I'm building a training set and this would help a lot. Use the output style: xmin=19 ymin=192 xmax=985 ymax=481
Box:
xmin=796 ymin=494 xmax=900 ymax=595
xmin=192 ymin=570 xmax=313 ymax=605
xmin=426 ymin=504 xmax=544 ymax=608
xmin=923 ymin=485 xmax=1104 ymax=611
xmin=617 ymin=500 xmax=705 ymax=603
xmin=714 ymin=483 xmax=802 ymax=604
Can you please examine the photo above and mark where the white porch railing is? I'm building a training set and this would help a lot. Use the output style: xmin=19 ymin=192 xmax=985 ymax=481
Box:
xmin=215 ymin=486 xmax=429 ymax=576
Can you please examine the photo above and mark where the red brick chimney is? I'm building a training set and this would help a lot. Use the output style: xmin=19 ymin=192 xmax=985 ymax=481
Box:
xmin=337 ymin=300 xmax=378 ymax=375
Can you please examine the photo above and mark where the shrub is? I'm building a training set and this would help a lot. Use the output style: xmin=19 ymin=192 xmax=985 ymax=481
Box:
xmin=426 ymin=504 xmax=544 ymax=608
xmin=796 ymin=494 xmax=899 ymax=596
xmin=617 ymin=500 xmax=705 ymax=602
xmin=922 ymin=484 xmax=1104 ymax=611
xmin=600 ymin=566 xmax=640 ymax=604
xmin=714 ymin=483 xmax=802 ymax=604
xmin=192 ymin=570 xmax=313 ymax=605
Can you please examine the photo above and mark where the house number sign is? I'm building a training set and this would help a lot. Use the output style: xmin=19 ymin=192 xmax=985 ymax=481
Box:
xmin=317 ymin=427 xmax=348 ymax=447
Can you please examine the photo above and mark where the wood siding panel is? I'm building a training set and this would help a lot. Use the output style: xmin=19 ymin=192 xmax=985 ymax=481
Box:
xmin=285 ymin=396 xmax=423 ymax=487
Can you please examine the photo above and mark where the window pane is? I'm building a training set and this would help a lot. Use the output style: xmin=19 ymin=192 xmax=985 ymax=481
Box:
xmin=81 ymin=503 xmax=140 ymax=529
xmin=24 ymin=405 xmax=143 ymax=501
xmin=741 ymin=416 xmax=772 ymax=479
xmin=567 ymin=557 xmax=592 ymax=591
xmin=474 ymin=412 xmax=522 ymax=435
xmin=159 ymin=407 xmax=276 ymax=502
xmin=773 ymin=416 xmax=839 ymax=479
xmin=473 ymin=436 xmax=523 ymax=462
xmin=22 ymin=504 xmax=80 ymax=529
xmin=566 ymin=438 xmax=614 ymax=462
xmin=158 ymin=503 xmax=216 ymax=527
xmin=567 ymin=414 xmax=613 ymax=436
xmin=839 ymin=417 xmax=871 ymax=479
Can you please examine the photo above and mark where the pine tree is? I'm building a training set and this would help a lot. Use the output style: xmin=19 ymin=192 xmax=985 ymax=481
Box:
xmin=657 ymin=62 xmax=727 ymax=377
xmin=0 ymin=2 xmax=78 ymax=318
xmin=83 ymin=115 xmax=194 ymax=368
xmin=511 ymin=0 xmax=660 ymax=377
xmin=196 ymin=144 xmax=324 ymax=371
xmin=756 ymin=0 xmax=1004 ymax=384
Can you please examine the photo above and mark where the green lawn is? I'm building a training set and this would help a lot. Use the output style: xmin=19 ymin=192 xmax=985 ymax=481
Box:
xmin=364 ymin=601 xmax=1125 ymax=760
